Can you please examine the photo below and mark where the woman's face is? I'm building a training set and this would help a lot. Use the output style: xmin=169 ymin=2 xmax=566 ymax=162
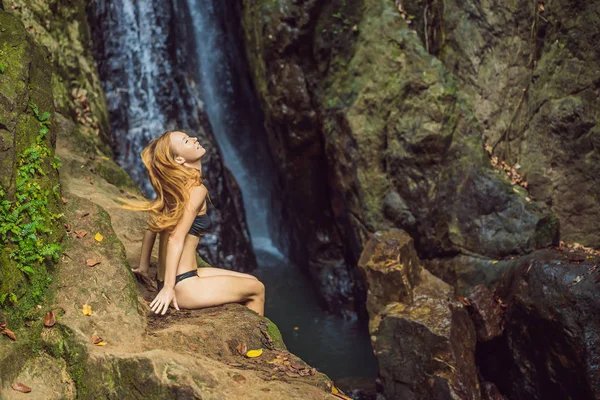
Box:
xmin=169 ymin=131 xmax=206 ymax=164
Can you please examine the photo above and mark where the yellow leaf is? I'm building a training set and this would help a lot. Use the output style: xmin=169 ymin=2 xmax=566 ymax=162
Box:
xmin=332 ymin=386 xmax=339 ymax=394
xmin=491 ymin=260 xmax=499 ymax=264
xmin=82 ymin=304 xmax=92 ymax=316
xmin=95 ymin=341 xmax=107 ymax=346
xmin=94 ymin=233 xmax=103 ymax=242
xmin=246 ymin=348 xmax=263 ymax=358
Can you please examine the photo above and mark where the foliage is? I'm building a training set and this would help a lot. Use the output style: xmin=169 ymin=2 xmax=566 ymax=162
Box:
xmin=0 ymin=103 xmax=63 ymax=312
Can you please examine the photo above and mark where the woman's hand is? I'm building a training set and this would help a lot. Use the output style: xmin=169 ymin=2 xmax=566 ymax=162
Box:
xmin=149 ymin=286 xmax=180 ymax=315
xmin=131 ymin=267 xmax=157 ymax=292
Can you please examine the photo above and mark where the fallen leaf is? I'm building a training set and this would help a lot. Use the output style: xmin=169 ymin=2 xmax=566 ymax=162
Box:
xmin=458 ymin=296 xmax=471 ymax=306
xmin=246 ymin=348 xmax=263 ymax=358
xmin=82 ymin=304 xmax=92 ymax=316
xmin=188 ymin=343 xmax=199 ymax=351
xmin=74 ymin=230 xmax=87 ymax=238
xmin=491 ymin=260 xmax=499 ymax=264
xmin=80 ymin=212 xmax=90 ymax=218
xmin=86 ymin=259 xmax=101 ymax=267
xmin=236 ymin=343 xmax=247 ymax=355
xmin=91 ymin=334 xmax=103 ymax=344
xmin=43 ymin=311 xmax=56 ymax=327
xmin=11 ymin=382 xmax=31 ymax=393
xmin=4 ymin=328 xmax=16 ymax=341
xmin=94 ymin=233 xmax=103 ymax=242
xmin=64 ymin=223 xmax=72 ymax=232
xmin=61 ymin=196 xmax=68 ymax=204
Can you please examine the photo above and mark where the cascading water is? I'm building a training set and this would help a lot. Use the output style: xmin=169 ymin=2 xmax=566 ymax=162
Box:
xmin=184 ymin=0 xmax=378 ymax=383
xmin=185 ymin=0 xmax=283 ymax=257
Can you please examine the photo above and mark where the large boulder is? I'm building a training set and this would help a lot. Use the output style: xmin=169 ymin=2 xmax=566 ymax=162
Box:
xmin=241 ymin=0 xmax=558 ymax=314
xmin=477 ymin=250 xmax=600 ymax=400
xmin=359 ymin=230 xmax=480 ymax=400
xmin=1 ymin=113 xmax=337 ymax=398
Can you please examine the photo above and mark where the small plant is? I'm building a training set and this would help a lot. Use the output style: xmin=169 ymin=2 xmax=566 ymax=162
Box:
xmin=0 ymin=103 xmax=64 ymax=310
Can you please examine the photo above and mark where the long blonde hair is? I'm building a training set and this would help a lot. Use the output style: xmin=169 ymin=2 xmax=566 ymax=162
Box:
xmin=118 ymin=130 xmax=204 ymax=233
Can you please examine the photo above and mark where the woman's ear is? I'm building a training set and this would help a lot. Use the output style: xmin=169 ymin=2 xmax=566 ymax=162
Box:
xmin=174 ymin=156 xmax=185 ymax=165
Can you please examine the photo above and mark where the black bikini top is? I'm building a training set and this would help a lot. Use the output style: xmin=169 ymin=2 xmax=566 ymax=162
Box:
xmin=188 ymin=192 xmax=214 ymax=237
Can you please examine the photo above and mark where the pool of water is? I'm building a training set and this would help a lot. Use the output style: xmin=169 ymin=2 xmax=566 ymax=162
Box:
xmin=252 ymin=249 xmax=378 ymax=382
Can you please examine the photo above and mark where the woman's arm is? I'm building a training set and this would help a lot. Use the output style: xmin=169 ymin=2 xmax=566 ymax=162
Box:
xmin=138 ymin=229 xmax=157 ymax=272
xmin=150 ymin=185 xmax=208 ymax=314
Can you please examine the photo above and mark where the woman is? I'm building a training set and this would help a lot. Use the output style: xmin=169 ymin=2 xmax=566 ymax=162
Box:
xmin=120 ymin=130 xmax=265 ymax=316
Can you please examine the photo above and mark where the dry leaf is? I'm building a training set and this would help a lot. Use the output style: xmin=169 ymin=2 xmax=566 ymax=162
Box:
xmin=74 ymin=230 xmax=87 ymax=238
xmin=458 ymin=296 xmax=471 ymax=307
xmin=43 ymin=311 xmax=56 ymax=328
xmin=61 ymin=196 xmax=68 ymax=204
xmin=91 ymin=334 xmax=106 ymax=345
xmin=82 ymin=304 xmax=92 ymax=316
xmin=188 ymin=343 xmax=199 ymax=351
xmin=11 ymin=382 xmax=31 ymax=393
xmin=86 ymin=259 xmax=101 ymax=267
xmin=246 ymin=348 xmax=263 ymax=358
xmin=236 ymin=343 xmax=247 ymax=355
xmin=91 ymin=334 xmax=103 ymax=344
xmin=4 ymin=328 xmax=16 ymax=341
xmin=94 ymin=233 xmax=103 ymax=242
xmin=64 ymin=223 xmax=72 ymax=232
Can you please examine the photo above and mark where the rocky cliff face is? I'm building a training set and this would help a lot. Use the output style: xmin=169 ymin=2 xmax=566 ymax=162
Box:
xmin=240 ymin=0 xmax=562 ymax=314
xmin=426 ymin=0 xmax=600 ymax=249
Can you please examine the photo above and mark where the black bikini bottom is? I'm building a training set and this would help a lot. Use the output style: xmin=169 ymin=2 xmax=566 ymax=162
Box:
xmin=157 ymin=269 xmax=198 ymax=292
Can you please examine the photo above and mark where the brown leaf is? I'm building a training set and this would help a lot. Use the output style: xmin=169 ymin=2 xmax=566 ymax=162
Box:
xmin=61 ymin=196 xmax=68 ymax=204
xmin=188 ymin=343 xmax=199 ymax=351
xmin=86 ymin=259 xmax=101 ymax=267
xmin=64 ymin=223 xmax=72 ymax=232
xmin=11 ymin=382 xmax=31 ymax=393
xmin=236 ymin=343 xmax=247 ymax=356
xmin=91 ymin=334 xmax=104 ymax=345
xmin=80 ymin=212 xmax=90 ymax=218
xmin=0 ymin=322 xmax=6 ymax=330
xmin=4 ymin=328 xmax=16 ymax=341
xmin=74 ymin=230 xmax=87 ymax=238
xmin=290 ymin=362 xmax=304 ymax=370
xmin=458 ymin=296 xmax=471 ymax=306
xmin=43 ymin=311 xmax=56 ymax=328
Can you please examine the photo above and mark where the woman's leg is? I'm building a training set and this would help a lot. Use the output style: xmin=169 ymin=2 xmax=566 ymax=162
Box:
xmin=196 ymin=267 xmax=258 ymax=281
xmin=175 ymin=275 xmax=265 ymax=315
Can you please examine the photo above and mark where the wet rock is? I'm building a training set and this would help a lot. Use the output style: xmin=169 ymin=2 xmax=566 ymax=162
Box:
xmin=360 ymin=229 xmax=480 ymax=400
xmin=478 ymin=249 xmax=600 ymax=400
xmin=466 ymin=285 xmax=503 ymax=342
xmin=357 ymin=229 xmax=422 ymax=319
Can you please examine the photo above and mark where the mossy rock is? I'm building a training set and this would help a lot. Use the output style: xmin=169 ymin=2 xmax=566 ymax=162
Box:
xmin=0 ymin=9 xmax=64 ymax=323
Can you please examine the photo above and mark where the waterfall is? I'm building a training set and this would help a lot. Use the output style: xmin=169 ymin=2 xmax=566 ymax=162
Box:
xmin=185 ymin=0 xmax=285 ymax=258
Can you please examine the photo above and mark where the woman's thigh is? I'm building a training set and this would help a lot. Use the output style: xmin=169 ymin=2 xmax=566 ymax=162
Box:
xmin=196 ymin=267 xmax=257 ymax=280
xmin=174 ymin=275 xmax=263 ymax=310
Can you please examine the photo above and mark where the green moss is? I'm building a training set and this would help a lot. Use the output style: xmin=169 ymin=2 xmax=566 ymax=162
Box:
xmin=263 ymin=317 xmax=287 ymax=350
xmin=95 ymin=159 xmax=139 ymax=191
